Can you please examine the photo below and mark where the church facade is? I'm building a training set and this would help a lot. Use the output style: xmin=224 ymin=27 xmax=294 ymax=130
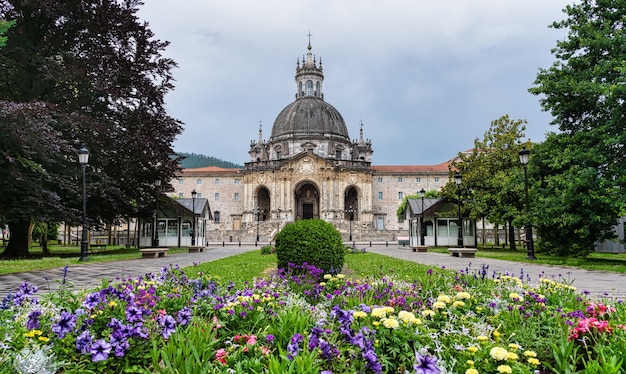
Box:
xmin=169 ymin=42 xmax=452 ymax=243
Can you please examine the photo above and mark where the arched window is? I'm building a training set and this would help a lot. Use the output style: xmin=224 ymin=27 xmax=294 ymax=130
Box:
xmin=305 ymin=80 xmax=313 ymax=96
xmin=315 ymin=82 xmax=321 ymax=97
xmin=298 ymin=81 xmax=303 ymax=96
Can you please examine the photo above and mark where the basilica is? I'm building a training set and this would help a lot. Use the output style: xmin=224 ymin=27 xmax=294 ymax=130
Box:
xmin=168 ymin=41 xmax=453 ymax=245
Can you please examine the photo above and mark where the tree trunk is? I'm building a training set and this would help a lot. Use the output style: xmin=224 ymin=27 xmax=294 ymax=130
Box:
xmin=0 ymin=219 xmax=32 ymax=258
xmin=508 ymin=219 xmax=517 ymax=251
xmin=42 ymin=222 xmax=50 ymax=255
xmin=494 ymin=223 xmax=500 ymax=246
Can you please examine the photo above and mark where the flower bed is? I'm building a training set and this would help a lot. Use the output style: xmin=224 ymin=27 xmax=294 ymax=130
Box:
xmin=1 ymin=260 xmax=625 ymax=373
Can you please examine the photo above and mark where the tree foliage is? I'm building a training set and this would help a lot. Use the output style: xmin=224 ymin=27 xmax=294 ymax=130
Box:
xmin=396 ymin=190 xmax=439 ymax=219
xmin=0 ymin=19 xmax=14 ymax=48
xmin=0 ymin=0 xmax=182 ymax=257
xmin=178 ymin=152 xmax=243 ymax=169
xmin=530 ymin=0 xmax=626 ymax=255
xmin=443 ymin=115 xmax=530 ymax=250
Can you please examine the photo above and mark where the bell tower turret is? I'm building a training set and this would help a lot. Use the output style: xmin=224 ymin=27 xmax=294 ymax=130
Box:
xmin=295 ymin=33 xmax=324 ymax=100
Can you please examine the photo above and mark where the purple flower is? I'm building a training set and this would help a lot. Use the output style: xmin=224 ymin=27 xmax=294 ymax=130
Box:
xmin=90 ymin=339 xmax=112 ymax=362
xmin=265 ymin=334 xmax=275 ymax=344
xmin=125 ymin=306 xmax=144 ymax=323
xmin=287 ymin=333 xmax=304 ymax=360
xmin=414 ymin=353 xmax=440 ymax=374
xmin=176 ymin=307 xmax=192 ymax=326
xmin=76 ymin=330 xmax=93 ymax=354
xmin=51 ymin=311 xmax=77 ymax=339
xmin=26 ymin=309 xmax=41 ymax=330
xmin=159 ymin=314 xmax=177 ymax=339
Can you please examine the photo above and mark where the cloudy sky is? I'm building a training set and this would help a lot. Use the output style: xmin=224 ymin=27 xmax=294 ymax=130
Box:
xmin=137 ymin=0 xmax=572 ymax=166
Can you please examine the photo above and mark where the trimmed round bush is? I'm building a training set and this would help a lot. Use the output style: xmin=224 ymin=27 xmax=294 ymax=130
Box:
xmin=275 ymin=219 xmax=345 ymax=274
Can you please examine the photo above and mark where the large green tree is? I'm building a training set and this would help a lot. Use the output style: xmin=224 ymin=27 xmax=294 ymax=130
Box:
xmin=0 ymin=0 xmax=182 ymax=258
xmin=0 ymin=19 xmax=14 ymax=48
xmin=444 ymin=115 xmax=530 ymax=250
xmin=530 ymin=0 xmax=626 ymax=255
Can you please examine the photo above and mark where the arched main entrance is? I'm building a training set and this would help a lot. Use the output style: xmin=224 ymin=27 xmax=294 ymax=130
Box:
xmin=256 ymin=186 xmax=270 ymax=221
xmin=344 ymin=186 xmax=359 ymax=221
xmin=294 ymin=181 xmax=320 ymax=220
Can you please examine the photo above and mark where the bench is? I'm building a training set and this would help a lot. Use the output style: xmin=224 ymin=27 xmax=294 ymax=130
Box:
xmin=188 ymin=246 xmax=205 ymax=253
xmin=448 ymin=248 xmax=477 ymax=258
xmin=89 ymin=244 xmax=107 ymax=252
xmin=412 ymin=246 xmax=428 ymax=252
xmin=140 ymin=248 xmax=168 ymax=258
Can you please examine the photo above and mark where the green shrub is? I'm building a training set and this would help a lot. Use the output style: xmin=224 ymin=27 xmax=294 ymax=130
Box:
xmin=260 ymin=245 xmax=274 ymax=255
xmin=275 ymin=219 xmax=345 ymax=274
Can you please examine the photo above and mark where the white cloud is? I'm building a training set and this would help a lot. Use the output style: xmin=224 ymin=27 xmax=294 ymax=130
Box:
xmin=139 ymin=0 xmax=571 ymax=165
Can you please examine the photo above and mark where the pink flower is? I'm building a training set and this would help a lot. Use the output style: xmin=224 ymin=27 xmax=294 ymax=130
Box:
xmin=215 ymin=348 xmax=227 ymax=365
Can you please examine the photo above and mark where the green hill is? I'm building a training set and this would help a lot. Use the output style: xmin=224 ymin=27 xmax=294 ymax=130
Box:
xmin=177 ymin=152 xmax=242 ymax=169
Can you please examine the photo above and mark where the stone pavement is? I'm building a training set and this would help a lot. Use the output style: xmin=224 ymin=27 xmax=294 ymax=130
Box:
xmin=1 ymin=245 xmax=626 ymax=300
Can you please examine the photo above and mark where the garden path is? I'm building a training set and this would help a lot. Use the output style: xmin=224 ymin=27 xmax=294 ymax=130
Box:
xmin=1 ymin=245 xmax=625 ymax=301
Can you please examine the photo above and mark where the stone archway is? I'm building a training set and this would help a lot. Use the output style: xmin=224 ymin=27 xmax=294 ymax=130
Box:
xmin=256 ymin=186 xmax=270 ymax=221
xmin=294 ymin=181 xmax=320 ymax=220
xmin=344 ymin=186 xmax=359 ymax=221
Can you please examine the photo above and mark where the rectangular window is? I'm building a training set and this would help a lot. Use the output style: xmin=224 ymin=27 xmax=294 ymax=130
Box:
xmin=377 ymin=177 xmax=383 ymax=183
xmin=214 ymin=211 xmax=220 ymax=223
xmin=215 ymin=193 xmax=220 ymax=201
xmin=415 ymin=177 xmax=421 ymax=183
xmin=234 ymin=179 xmax=240 ymax=184
xmin=196 ymin=179 xmax=202 ymax=185
xmin=178 ymin=192 xmax=183 ymax=198
xmin=398 ymin=177 xmax=403 ymax=183
xmin=378 ymin=192 xmax=383 ymax=200
xmin=398 ymin=192 xmax=403 ymax=200
xmin=234 ymin=192 xmax=240 ymax=201
xmin=196 ymin=193 xmax=202 ymax=198
xmin=434 ymin=177 xmax=440 ymax=183
xmin=178 ymin=179 xmax=184 ymax=185
xmin=214 ymin=178 xmax=220 ymax=185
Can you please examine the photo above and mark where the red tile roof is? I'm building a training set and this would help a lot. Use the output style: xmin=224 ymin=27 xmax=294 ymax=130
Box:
xmin=372 ymin=162 xmax=450 ymax=173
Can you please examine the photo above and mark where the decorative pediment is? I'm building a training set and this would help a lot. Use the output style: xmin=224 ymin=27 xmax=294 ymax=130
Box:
xmin=281 ymin=151 xmax=332 ymax=174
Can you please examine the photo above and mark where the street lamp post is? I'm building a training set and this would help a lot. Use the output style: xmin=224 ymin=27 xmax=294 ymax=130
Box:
xmin=454 ymin=173 xmax=463 ymax=248
xmin=419 ymin=188 xmax=426 ymax=246
xmin=519 ymin=147 xmax=536 ymax=260
xmin=345 ymin=205 xmax=356 ymax=242
xmin=191 ymin=189 xmax=197 ymax=246
xmin=78 ymin=146 xmax=90 ymax=261
xmin=254 ymin=206 xmax=264 ymax=245
xmin=153 ymin=177 xmax=161 ymax=247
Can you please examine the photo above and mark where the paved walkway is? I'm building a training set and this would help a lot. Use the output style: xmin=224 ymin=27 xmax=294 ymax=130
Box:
xmin=1 ymin=245 xmax=625 ymax=300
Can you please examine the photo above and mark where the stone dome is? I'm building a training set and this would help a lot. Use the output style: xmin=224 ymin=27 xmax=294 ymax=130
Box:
xmin=270 ymin=97 xmax=350 ymax=142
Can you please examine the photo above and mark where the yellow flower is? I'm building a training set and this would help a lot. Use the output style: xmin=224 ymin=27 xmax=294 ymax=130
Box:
xmin=476 ymin=335 xmax=488 ymax=342
xmin=467 ymin=346 xmax=479 ymax=354
xmin=353 ymin=310 xmax=367 ymax=319
xmin=509 ymin=292 xmax=522 ymax=301
xmin=109 ymin=301 xmax=117 ymax=307
xmin=437 ymin=294 xmax=452 ymax=304
xmin=466 ymin=360 xmax=474 ymax=366
xmin=507 ymin=352 xmax=519 ymax=361
xmin=323 ymin=274 xmax=332 ymax=280
xmin=456 ymin=291 xmax=471 ymax=300
xmin=319 ymin=282 xmax=326 ymax=286
xmin=38 ymin=336 xmax=50 ymax=343
xmin=508 ymin=343 xmax=520 ymax=350
xmin=422 ymin=309 xmax=435 ymax=318
xmin=497 ymin=365 xmax=512 ymax=374
xmin=490 ymin=347 xmax=509 ymax=361
xmin=523 ymin=350 xmax=537 ymax=358
xmin=371 ymin=308 xmax=387 ymax=318
xmin=492 ymin=331 xmax=501 ymax=339
xmin=453 ymin=301 xmax=466 ymax=308
xmin=336 ymin=274 xmax=345 ymax=279
xmin=432 ymin=301 xmax=446 ymax=310
xmin=398 ymin=310 xmax=416 ymax=323
xmin=528 ymin=358 xmax=540 ymax=366
xmin=382 ymin=317 xmax=399 ymax=329
xmin=465 ymin=369 xmax=479 ymax=374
